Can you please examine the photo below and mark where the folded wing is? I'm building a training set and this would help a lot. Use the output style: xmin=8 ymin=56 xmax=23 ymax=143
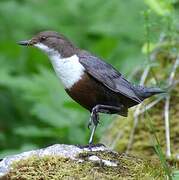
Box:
xmin=78 ymin=52 xmax=142 ymax=104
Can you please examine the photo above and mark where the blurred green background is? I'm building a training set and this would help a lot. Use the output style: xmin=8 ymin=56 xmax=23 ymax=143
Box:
xmin=0 ymin=0 xmax=177 ymax=158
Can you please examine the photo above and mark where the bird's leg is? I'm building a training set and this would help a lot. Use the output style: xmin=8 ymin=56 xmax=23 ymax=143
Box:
xmin=87 ymin=117 xmax=92 ymax=129
xmin=88 ymin=106 xmax=100 ymax=129
xmin=88 ymin=107 xmax=99 ymax=144
xmin=88 ymin=104 xmax=124 ymax=144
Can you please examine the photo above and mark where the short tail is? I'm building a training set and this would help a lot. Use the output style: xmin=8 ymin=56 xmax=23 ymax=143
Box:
xmin=134 ymin=86 xmax=166 ymax=100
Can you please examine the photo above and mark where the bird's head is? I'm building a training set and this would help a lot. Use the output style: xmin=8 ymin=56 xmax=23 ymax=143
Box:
xmin=18 ymin=31 xmax=77 ymax=57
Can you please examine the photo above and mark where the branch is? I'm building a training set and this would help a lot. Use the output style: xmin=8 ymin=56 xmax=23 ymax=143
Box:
xmin=126 ymin=65 xmax=151 ymax=153
xmin=164 ymin=55 xmax=179 ymax=157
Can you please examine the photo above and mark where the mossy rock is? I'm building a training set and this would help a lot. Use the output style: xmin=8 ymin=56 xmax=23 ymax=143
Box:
xmin=2 ymin=151 xmax=164 ymax=180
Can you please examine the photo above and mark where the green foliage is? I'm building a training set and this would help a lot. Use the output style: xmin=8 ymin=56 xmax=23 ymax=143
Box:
xmin=0 ymin=0 xmax=178 ymax=159
xmin=0 ymin=0 xmax=144 ymax=157
xmin=144 ymin=0 xmax=173 ymax=16
xmin=145 ymin=112 xmax=172 ymax=179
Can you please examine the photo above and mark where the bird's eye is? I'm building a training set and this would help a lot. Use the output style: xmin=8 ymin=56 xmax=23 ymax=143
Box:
xmin=40 ymin=36 xmax=46 ymax=41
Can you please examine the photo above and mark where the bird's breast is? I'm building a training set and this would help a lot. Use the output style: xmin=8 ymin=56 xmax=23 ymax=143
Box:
xmin=66 ymin=73 xmax=125 ymax=111
xmin=49 ymin=54 xmax=85 ymax=89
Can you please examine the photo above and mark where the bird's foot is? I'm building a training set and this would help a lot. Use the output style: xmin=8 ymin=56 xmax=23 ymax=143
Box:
xmin=87 ymin=107 xmax=100 ymax=144
xmin=90 ymin=108 xmax=99 ymax=126
xmin=88 ymin=110 xmax=99 ymax=129
xmin=76 ymin=143 xmax=105 ymax=149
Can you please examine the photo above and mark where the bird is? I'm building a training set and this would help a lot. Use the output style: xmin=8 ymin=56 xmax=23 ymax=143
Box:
xmin=18 ymin=31 xmax=165 ymax=145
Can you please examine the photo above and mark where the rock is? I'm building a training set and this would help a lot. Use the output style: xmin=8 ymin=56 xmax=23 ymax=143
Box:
xmin=0 ymin=144 xmax=164 ymax=179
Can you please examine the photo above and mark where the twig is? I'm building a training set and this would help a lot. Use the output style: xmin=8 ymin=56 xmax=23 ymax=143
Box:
xmin=126 ymin=42 xmax=179 ymax=155
xmin=126 ymin=94 xmax=164 ymax=153
xmin=168 ymin=56 xmax=179 ymax=85
xmin=110 ymin=131 xmax=123 ymax=149
xmin=136 ymin=96 xmax=164 ymax=116
xmin=164 ymin=95 xmax=171 ymax=157
xmin=164 ymin=55 xmax=179 ymax=157
xmin=126 ymin=10 xmax=159 ymax=153
xmin=140 ymin=65 xmax=151 ymax=86
xmin=126 ymin=65 xmax=151 ymax=153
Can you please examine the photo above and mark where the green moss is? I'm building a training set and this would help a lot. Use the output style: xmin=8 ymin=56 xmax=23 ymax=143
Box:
xmin=3 ymin=151 xmax=164 ymax=179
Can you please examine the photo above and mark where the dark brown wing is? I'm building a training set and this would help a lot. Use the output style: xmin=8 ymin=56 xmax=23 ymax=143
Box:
xmin=78 ymin=52 xmax=142 ymax=104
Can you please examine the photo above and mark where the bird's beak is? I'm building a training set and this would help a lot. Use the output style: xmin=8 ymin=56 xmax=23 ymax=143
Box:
xmin=17 ymin=40 xmax=33 ymax=46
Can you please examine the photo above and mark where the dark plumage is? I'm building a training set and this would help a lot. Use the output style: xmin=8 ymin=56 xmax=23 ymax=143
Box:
xmin=18 ymin=31 xmax=165 ymax=144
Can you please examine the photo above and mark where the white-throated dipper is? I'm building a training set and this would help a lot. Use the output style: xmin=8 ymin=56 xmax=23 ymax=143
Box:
xmin=18 ymin=31 xmax=164 ymax=144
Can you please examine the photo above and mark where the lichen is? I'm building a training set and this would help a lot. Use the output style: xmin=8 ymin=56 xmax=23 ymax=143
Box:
xmin=3 ymin=150 xmax=164 ymax=179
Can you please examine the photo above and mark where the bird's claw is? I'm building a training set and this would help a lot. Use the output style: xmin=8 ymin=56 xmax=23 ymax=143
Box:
xmin=91 ymin=111 xmax=99 ymax=126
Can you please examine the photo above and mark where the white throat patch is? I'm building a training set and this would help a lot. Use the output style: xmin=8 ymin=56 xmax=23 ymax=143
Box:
xmin=35 ymin=43 xmax=85 ymax=89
